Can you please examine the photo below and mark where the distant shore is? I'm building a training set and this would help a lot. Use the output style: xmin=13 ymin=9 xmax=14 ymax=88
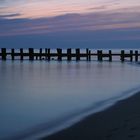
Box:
xmin=42 ymin=91 xmax=140 ymax=140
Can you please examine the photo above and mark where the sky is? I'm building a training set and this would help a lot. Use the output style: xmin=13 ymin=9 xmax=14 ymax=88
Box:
xmin=0 ymin=0 xmax=140 ymax=48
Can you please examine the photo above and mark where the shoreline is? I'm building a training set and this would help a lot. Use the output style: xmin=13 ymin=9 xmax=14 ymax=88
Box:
xmin=42 ymin=91 xmax=140 ymax=140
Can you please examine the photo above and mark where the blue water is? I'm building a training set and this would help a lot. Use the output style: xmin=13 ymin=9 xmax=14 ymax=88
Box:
xmin=0 ymin=61 xmax=140 ymax=139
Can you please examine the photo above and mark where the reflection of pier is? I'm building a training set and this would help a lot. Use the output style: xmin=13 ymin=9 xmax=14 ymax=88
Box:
xmin=0 ymin=48 xmax=139 ymax=62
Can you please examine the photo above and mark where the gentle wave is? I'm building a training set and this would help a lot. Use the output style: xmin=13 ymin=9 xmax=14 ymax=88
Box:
xmin=7 ymin=86 xmax=140 ymax=140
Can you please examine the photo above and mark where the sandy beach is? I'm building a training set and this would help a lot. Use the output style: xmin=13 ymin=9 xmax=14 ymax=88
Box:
xmin=42 ymin=92 xmax=140 ymax=140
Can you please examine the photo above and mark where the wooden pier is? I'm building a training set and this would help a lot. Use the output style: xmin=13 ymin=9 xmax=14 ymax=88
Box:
xmin=0 ymin=48 xmax=139 ymax=62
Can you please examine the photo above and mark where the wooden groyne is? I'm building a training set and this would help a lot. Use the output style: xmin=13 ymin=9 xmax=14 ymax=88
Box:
xmin=0 ymin=48 xmax=139 ymax=62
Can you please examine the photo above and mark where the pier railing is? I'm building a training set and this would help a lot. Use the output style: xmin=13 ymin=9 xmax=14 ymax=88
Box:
xmin=0 ymin=48 xmax=139 ymax=62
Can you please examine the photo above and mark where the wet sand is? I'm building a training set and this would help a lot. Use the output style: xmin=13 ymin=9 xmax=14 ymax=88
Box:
xmin=42 ymin=92 xmax=140 ymax=140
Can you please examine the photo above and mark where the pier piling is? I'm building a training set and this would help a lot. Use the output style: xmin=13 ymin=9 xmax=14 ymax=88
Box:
xmin=29 ymin=48 xmax=34 ymax=60
xmin=1 ymin=48 xmax=6 ymax=60
xmin=57 ymin=48 xmax=62 ymax=61
xmin=20 ymin=48 xmax=23 ymax=60
xmin=39 ymin=48 xmax=42 ymax=60
xmin=67 ymin=48 xmax=72 ymax=61
xmin=11 ymin=48 xmax=15 ymax=60
xmin=109 ymin=50 xmax=112 ymax=61
xmin=121 ymin=50 xmax=125 ymax=62
xmin=98 ymin=50 xmax=103 ymax=61
xmin=86 ymin=48 xmax=89 ymax=61
xmin=76 ymin=48 xmax=80 ymax=61
xmin=130 ymin=50 xmax=133 ymax=62
xmin=47 ymin=48 xmax=50 ymax=61
xmin=89 ymin=50 xmax=91 ymax=61
xmin=135 ymin=50 xmax=138 ymax=62
xmin=45 ymin=48 xmax=48 ymax=60
xmin=0 ymin=48 xmax=139 ymax=62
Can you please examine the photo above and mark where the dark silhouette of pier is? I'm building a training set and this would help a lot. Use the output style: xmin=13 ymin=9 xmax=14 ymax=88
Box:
xmin=0 ymin=48 xmax=139 ymax=62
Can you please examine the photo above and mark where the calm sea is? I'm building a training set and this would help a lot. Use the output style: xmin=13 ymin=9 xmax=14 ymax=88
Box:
xmin=0 ymin=60 xmax=140 ymax=139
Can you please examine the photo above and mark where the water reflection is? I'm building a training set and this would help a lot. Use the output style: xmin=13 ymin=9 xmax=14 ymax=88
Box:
xmin=0 ymin=61 xmax=140 ymax=139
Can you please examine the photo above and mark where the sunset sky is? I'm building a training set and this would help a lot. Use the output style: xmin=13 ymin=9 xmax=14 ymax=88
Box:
xmin=0 ymin=0 xmax=140 ymax=48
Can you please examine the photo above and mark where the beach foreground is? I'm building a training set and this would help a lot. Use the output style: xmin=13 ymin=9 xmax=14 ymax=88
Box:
xmin=42 ymin=92 xmax=140 ymax=140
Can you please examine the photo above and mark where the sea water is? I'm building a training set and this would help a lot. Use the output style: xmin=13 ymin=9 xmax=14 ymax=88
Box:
xmin=0 ymin=60 xmax=140 ymax=139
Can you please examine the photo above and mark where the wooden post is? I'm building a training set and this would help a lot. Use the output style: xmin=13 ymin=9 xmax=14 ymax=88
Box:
xmin=76 ymin=48 xmax=80 ymax=61
xmin=121 ymin=50 xmax=125 ymax=62
xmin=97 ymin=50 xmax=103 ymax=61
xmin=20 ymin=48 xmax=23 ymax=60
xmin=86 ymin=48 xmax=89 ymax=61
xmin=47 ymin=48 xmax=50 ymax=61
xmin=89 ymin=50 xmax=91 ymax=61
xmin=109 ymin=50 xmax=112 ymax=61
xmin=29 ymin=48 xmax=34 ymax=60
xmin=39 ymin=48 xmax=42 ymax=60
xmin=11 ymin=48 xmax=15 ymax=60
xmin=1 ymin=48 xmax=6 ymax=60
xmin=130 ymin=50 xmax=133 ymax=62
xmin=57 ymin=48 xmax=62 ymax=61
xmin=45 ymin=48 xmax=48 ymax=60
xmin=135 ymin=50 xmax=138 ymax=62
xmin=67 ymin=48 xmax=71 ymax=61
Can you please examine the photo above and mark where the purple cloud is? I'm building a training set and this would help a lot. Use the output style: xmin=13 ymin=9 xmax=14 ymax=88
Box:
xmin=0 ymin=5 xmax=140 ymax=38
